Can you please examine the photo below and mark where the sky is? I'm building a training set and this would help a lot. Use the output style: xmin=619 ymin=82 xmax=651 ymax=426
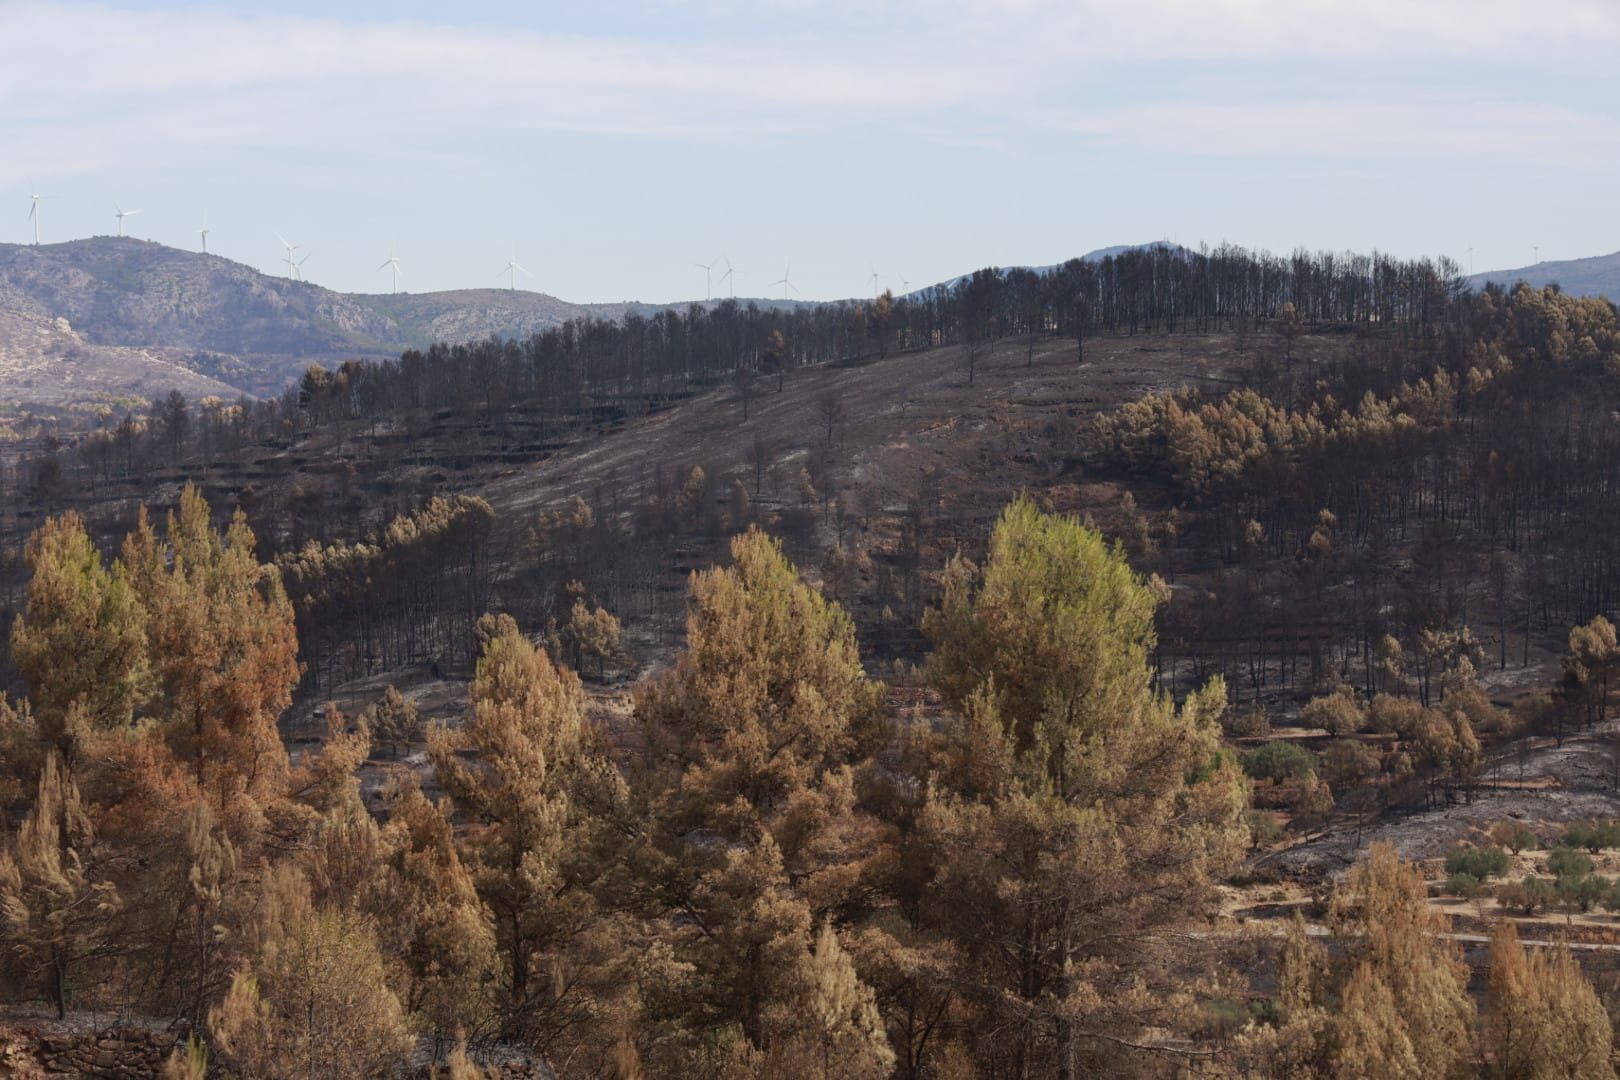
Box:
xmin=2 ymin=0 xmax=1618 ymax=303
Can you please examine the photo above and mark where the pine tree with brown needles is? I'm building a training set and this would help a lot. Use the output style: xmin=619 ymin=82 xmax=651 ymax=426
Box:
xmin=117 ymin=484 xmax=300 ymax=822
xmin=761 ymin=919 xmax=894 ymax=1079
xmin=632 ymin=527 xmax=894 ymax=1067
xmin=911 ymin=495 xmax=1249 ymax=1078
xmin=1326 ymin=844 xmax=1475 ymax=1078
xmin=208 ymin=865 xmax=413 ymax=1080
xmin=1485 ymin=921 xmax=1615 ymax=1079
xmin=0 ymin=750 xmax=122 ymax=1018
xmin=428 ymin=613 xmax=626 ymax=1051
xmin=376 ymin=774 xmax=500 ymax=1046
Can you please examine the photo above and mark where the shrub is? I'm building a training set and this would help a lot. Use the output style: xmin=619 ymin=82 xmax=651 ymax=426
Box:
xmin=1488 ymin=821 xmax=1538 ymax=854
xmin=1444 ymin=845 xmax=1510 ymax=882
xmin=1367 ymin=693 xmax=1426 ymax=737
xmin=1559 ymin=873 xmax=1611 ymax=913
xmin=1195 ymin=997 xmax=1252 ymax=1041
xmin=1321 ymin=738 xmax=1381 ymax=787
xmin=1246 ymin=809 xmax=1286 ymax=850
xmin=1563 ymin=820 xmax=1620 ymax=853
xmin=1497 ymin=876 xmax=1556 ymax=915
xmin=1445 ymin=872 xmax=1483 ymax=899
xmin=1226 ymin=706 xmax=1271 ymax=739
xmin=1242 ymin=741 xmax=1317 ymax=784
xmin=1300 ymin=684 xmax=1364 ymax=736
xmin=1548 ymin=847 xmax=1593 ymax=882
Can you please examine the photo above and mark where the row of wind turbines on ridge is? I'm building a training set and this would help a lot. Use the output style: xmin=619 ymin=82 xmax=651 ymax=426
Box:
xmin=26 ymin=193 xmax=908 ymax=300
xmin=26 ymin=191 xmax=489 ymax=296
xmin=692 ymin=253 xmax=908 ymax=303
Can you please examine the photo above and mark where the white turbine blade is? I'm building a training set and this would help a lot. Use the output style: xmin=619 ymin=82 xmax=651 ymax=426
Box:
xmin=377 ymin=259 xmax=393 ymax=272
xmin=127 ymin=209 xmax=143 ymax=217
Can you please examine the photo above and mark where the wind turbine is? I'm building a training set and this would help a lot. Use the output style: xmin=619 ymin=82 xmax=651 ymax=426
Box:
xmin=294 ymin=251 xmax=313 ymax=282
xmin=377 ymin=243 xmax=403 ymax=294
xmin=198 ymin=214 xmax=211 ymax=254
xmin=1533 ymin=245 xmax=1540 ymax=265
xmin=277 ymin=234 xmax=303 ymax=279
xmin=1466 ymin=244 xmax=1473 ymax=277
xmin=770 ymin=264 xmax=798 ymax=302
xmin=691 ymin=254 xmax=721 ymax=301
xmin=718 ymin=255 xmax=743 ymax=298
xmin=500 ymin=246 xmax=532 ymax=292
xmin=869 ymin=262 xmax=881 ymax=300
xmin=900 ymin=275 xmax=911 ymax=296
xmin=26 ymin=191 xmax=54 ymax=245
xmin=114 ymin=203 xmax=142 ymax=237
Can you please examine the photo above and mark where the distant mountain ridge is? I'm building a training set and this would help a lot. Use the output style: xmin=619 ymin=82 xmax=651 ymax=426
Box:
xmin=18 ymin=237 xmax=1605 ymax=414
xmin=0 ymin=237 xmax=1175 ymax=411
xmin=1467 ymin=250 xmax=1620 ymax=301
xmin=0 ymin=237 xmax=703 ymax=408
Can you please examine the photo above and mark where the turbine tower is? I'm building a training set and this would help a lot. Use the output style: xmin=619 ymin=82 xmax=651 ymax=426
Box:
xmin=770 ymin=264 xmax=798 ymax=302
xmin=114 ymin=203 xmax=142 ymax=237
xmin=691 ymin=254 xmax=721 ymax=301
xmin=277 ymin=234 xmax=303 ymax=279
xmin=198 ymin=215 xmax=211 ymax=254
xmin=718 ymin=255 xmax=743 ymax=298
xmin=500 ymin=246 xmax=532 ymax=292
xmin=377 ymin=243 xmax=403 ymax=294
xmin=27 ymin=191 xmax=53 ymax=245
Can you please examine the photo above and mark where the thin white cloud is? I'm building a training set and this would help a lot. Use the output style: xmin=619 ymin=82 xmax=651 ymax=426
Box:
xmin=1043 ymin=99 xmax=1620 ymax=169
xmin=708 ymin=0 xmax=1620 ymax=59
xmin=1 ymin=1 xmax=1617 ymax=186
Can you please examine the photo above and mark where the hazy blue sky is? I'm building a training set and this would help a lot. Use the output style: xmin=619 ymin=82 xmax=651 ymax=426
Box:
xmin=3 ymin=1 xmax=1618 ymax=301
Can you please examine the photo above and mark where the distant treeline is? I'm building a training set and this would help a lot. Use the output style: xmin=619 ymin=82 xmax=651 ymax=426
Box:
xmin=6 ymin=244 xmax=1467 ymax=486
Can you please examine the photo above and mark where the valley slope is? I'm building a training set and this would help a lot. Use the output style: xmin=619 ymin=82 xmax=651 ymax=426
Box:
xmin=0 ymin=238 xmax=711 ymax=409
